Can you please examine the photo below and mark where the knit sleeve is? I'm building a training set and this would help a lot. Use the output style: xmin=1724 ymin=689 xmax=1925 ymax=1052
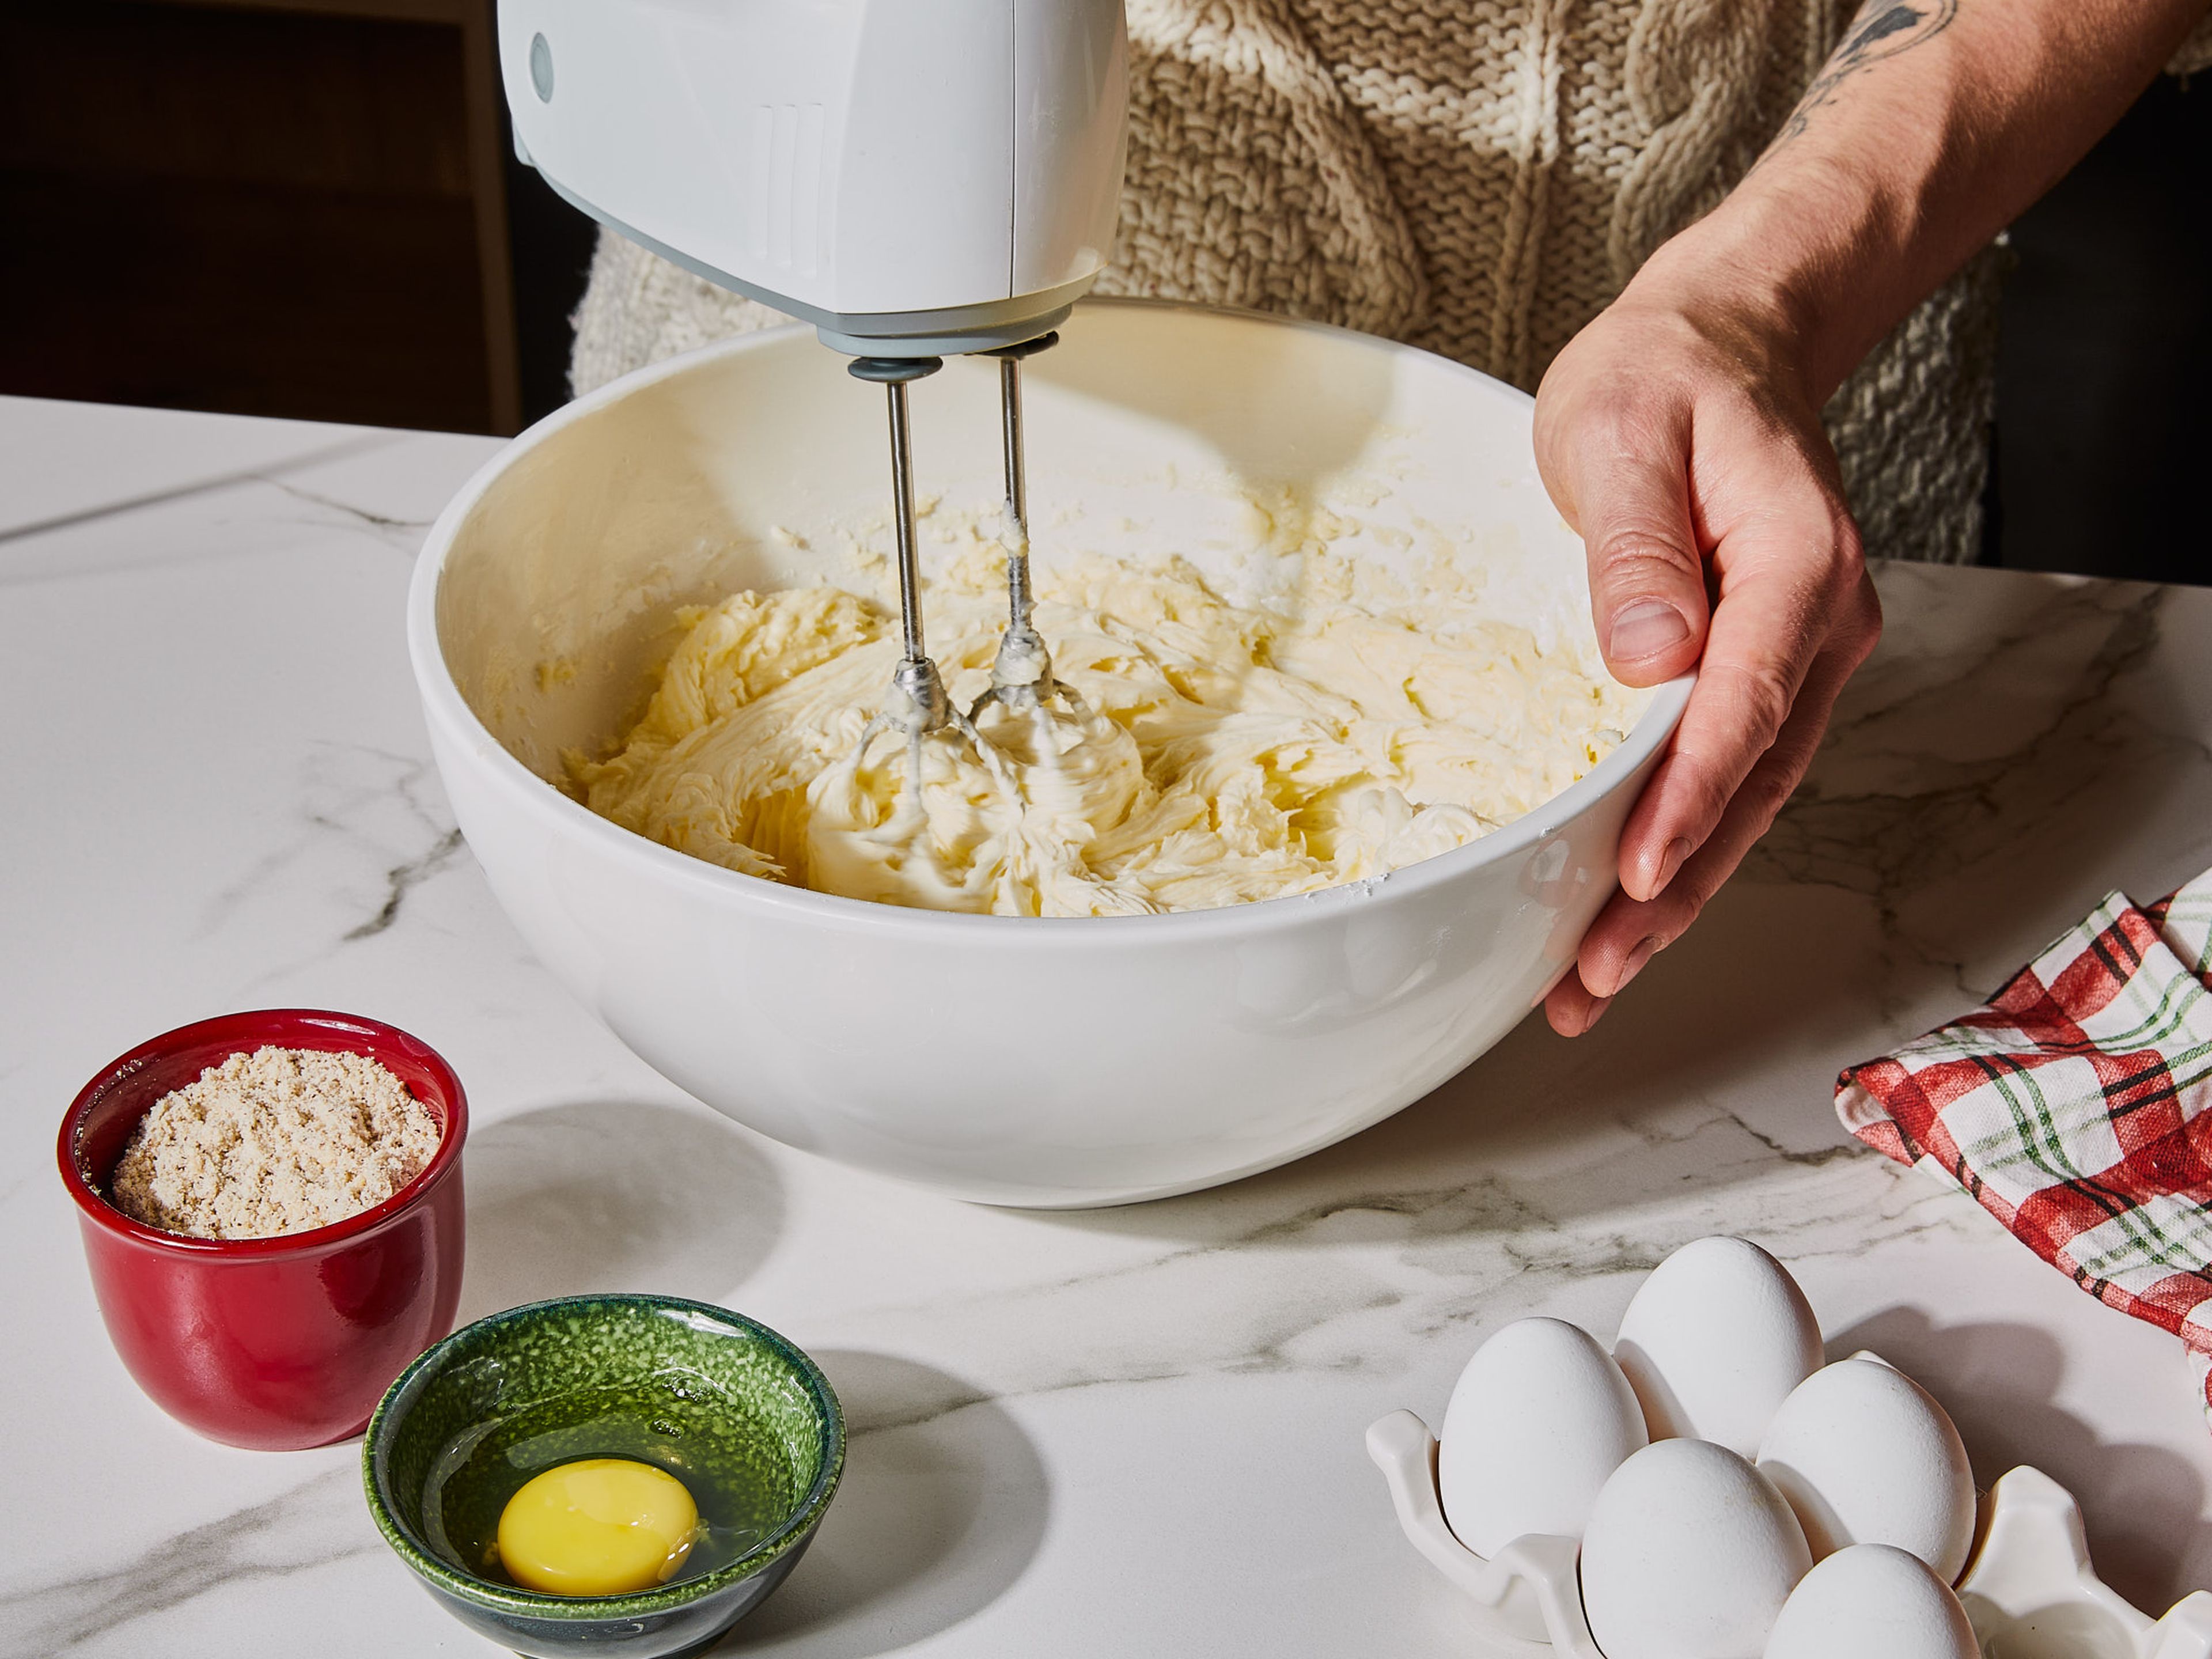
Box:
xmin=2172 ymin=10 xmax=2212 ymax=77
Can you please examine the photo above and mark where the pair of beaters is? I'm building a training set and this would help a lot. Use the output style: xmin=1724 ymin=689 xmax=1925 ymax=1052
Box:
xmin=495 ymin=0 xmax=1130 ymax=781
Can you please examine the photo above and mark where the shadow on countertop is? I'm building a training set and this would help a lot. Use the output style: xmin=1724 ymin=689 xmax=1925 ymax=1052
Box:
xmin=722 ymin=1352 xmax=1049 ymax=1657
xmin=454 ymin=1099 xmax=784 ymax=1325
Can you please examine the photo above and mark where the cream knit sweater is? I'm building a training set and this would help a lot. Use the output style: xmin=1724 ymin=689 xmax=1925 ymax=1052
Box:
xmin=571 ymin=5 xmax=2212 ymax=566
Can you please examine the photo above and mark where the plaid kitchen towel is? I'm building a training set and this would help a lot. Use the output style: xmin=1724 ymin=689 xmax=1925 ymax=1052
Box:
xmin=1836 ymin=868 xmax=2212 ymax=1397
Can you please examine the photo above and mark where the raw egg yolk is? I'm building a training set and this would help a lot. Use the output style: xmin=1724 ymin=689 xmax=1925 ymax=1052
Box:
xmin=496 ymin=1459 xmax=700 ymax=1596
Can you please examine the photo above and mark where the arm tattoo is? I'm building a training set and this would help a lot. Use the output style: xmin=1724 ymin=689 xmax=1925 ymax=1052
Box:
xmin=1762 ymin=0 xmax=1961 ymax=159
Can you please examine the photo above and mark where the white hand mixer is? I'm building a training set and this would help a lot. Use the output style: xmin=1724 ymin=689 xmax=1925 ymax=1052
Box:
xmin=497 ymin=0 xmax=1127 ymax=776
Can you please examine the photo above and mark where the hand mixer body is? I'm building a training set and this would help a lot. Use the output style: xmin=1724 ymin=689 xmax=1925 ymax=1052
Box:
xmin=498 ymin=0 xmax=1128 ymax=356
xmin=500 ymin=0 xmax=1126 ymax=775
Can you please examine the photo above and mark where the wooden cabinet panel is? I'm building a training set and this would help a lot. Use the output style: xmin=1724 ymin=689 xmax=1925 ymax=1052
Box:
xmin=0 ymin=0 xmax=522 ymax=433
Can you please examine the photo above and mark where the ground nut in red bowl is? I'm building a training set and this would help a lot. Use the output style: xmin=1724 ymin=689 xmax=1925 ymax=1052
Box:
xmin=56 ymin=1009 xmax=468 ymax=1450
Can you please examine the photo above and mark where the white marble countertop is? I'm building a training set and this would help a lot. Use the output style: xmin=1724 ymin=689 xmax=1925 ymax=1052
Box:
xmin=5 ymin=391 xmax=2212 ymax=1657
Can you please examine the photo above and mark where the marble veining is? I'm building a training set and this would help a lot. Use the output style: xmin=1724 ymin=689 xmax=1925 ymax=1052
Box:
xmin=5 ymin=396 xmax=2211 ymax=1656
xmin=4 ymin=1470 xmax=378 ymax=1655
xmin=1751 ymin=573 xmax=2211 ymax=1023
xmin=252 ymin=478 xmax=440 ymax=553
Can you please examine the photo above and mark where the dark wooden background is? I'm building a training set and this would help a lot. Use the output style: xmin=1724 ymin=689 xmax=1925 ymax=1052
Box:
xmin=0 ymin=1 xmax=2203 ymax=584
xmin=0 ymin=0 xmax=593 ymax=434
xmin=1992 ymin=74 xmax=2211 ymax=588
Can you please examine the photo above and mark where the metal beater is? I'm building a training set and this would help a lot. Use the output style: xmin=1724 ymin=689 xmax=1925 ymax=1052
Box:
xmin=849 ymin=335 xmax=1082 ymax=783
xmin=847 ymin=355 xmax=991 ymax=781
xmin=972 ymin=333 xmax=1082 ymax=723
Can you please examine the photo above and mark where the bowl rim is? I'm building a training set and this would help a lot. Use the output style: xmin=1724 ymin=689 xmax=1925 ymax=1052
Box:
xmin=361 ymin=1292 xmax=847 ymax=1620
xmin=56 ymin=1007 xmax=469 ymax=1257
xmin=407 ymin=294 xmax=1695 ymax=938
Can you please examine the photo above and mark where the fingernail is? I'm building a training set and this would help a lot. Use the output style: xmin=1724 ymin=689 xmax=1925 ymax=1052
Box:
xmin=1578 ymin=994 xmax=1615 ymax=1034
xmin=1652 ymin=836 xmax=1694 ymax=893
xmin=1609 ymin=599 xmax=1691 ymax=662
xmin=1614 ymin=935 xmax=1661 ymax=994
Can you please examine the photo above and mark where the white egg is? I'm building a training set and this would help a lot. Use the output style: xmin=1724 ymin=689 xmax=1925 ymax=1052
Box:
xmin=1755 ymin=1358 xmax=1976 ymax=1583
xmin=1762 ymin=1543 xmax=1979 ymax=1659
xmin=1438 ymin=1317 xmax=1649 ymax=1558
xmin=1580 ymin=1438 xmax=1812 ymax=1659
xmin=1613 ymin=1236 xmax=1823 ymax=1457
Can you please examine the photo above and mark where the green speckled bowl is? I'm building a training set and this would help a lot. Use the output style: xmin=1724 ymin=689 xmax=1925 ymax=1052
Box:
xmin=363 ymin=1295 xmax=842 ymax=1658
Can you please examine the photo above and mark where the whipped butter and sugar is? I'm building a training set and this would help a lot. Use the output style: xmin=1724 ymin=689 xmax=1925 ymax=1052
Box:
xmin=577 ymin=518 xmax=1639 ymax=917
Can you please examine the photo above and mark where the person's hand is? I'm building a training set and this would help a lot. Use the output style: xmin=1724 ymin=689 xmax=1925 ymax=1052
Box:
xmin=1531 ymin=264 xmax=1882 ymax=1037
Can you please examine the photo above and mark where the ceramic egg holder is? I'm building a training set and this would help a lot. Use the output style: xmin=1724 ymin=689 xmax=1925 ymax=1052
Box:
xmin=1371 ymin=1404 xmax=2212 ymax=1658
xmin=1370 ymin=1323 xmax=2212 ymax=1659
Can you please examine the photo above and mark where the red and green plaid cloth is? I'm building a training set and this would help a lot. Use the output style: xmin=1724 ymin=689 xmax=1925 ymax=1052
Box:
xmin=1836 ymin=868 xmax=2212 ymax=1400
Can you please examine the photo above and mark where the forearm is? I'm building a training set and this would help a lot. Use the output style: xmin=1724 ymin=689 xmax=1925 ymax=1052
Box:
xmin=1631 ymin=0 xmax=2210 ymax=403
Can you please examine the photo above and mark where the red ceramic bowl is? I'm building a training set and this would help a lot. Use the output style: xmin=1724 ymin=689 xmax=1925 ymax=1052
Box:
xmin=57 ymin=1009 xmax=468 ymax=1450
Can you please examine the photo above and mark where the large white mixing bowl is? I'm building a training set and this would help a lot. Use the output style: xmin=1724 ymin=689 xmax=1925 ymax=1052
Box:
xmin=409 ymin=299 xmax=1689 ymax=1207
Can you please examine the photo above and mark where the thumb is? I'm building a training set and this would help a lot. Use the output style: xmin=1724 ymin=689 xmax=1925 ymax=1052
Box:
xmin=1543 ymin=407 xmax=1711 ymax=688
